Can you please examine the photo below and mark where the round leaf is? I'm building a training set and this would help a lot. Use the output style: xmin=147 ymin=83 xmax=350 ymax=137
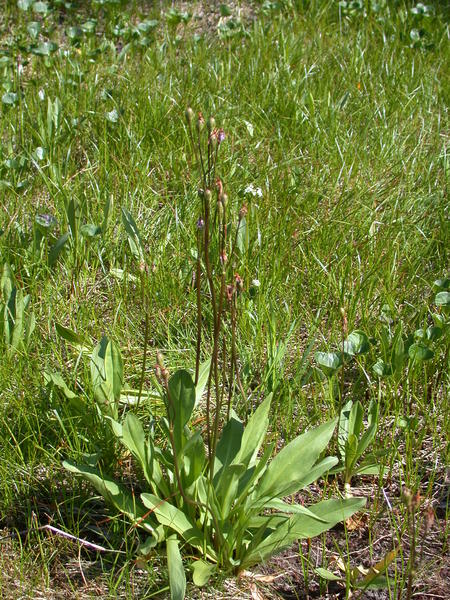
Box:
xmin=192 ymin=560 xmax=215 ymax=587
xmin=343 ymin=330 xmax=370 ymax=356
xmin=32 ymin=42 xmax=58 ymax=56
xmin=372 ymin=359 xmax=392 ymax=377
xmin=408 ymin=343 xmax=434 ymax=362
xmin=315 ymin=351 xmax=343 ymax=376
xmin=435 ymin=291 xmax=450 ymax=307
xmin=2 ymin=92 xmax=18 ymax=105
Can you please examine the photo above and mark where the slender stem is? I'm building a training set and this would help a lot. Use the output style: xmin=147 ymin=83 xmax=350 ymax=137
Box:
xmin=195 ymin=228 xmax=202 ymax=384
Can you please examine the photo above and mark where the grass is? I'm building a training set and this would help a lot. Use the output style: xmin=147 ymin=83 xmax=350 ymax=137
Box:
xmin=0 ymin=0 xmax=448 ymax=598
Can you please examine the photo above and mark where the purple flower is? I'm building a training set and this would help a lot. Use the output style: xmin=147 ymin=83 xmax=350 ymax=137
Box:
xmin=196 ymin=217 xmax=205 ymax=229
xmin=218 ymin=129 xmax=226 ymax=144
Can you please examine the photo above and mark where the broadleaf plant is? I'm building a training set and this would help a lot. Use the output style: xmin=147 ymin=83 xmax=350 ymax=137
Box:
xmin=63 ymin=112 xmax=365 ymax=598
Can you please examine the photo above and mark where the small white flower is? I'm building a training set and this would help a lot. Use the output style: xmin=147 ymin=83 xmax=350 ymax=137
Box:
xmin=244 ymin=184 xmax=262 ymax=197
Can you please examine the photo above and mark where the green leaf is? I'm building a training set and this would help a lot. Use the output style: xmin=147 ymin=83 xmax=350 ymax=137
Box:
xmin=1 ymin=263 xmax=13 ymax=303
xmin=33 ymin=1 xmax=50 ymax=14
xmin=343 ymin=330 xmax=370 ymax=356
xmin=192 ymin=559 xmax=215 ymax=587
xmin=44 ymin=371 xmax=77 ymax=399
xmin=315 ymin=352 xmax=343 ymax=376
xmin=408 ymin=343 xmax=434 ymax=362
xmin=91 ymin=337 xmax=123 ymax=415
xmin=372 ymin=359 xmax=392 ymax=377
xmin=63 ymin=460 xmax=156 ymax=534
xmin=27 ymin=20 xmax=41 ymax=38
xmin=80 ymin=223 xmax=102 ymax=237
xmin=55 ymin=322 xmax=86 ymax=346
xmin=2 ymin=92 xmax=18 ymax=106
xmin=166 ymin=535 xmax=186 ymax=600
xmin=180 ymin=430 xmax=206 ymax=486
xmin=48 ymin=232 xmax=69 ymax=266
xmin=314 ymin=567 xmax=343 ymax=582
xmin=121 ymin=207 xmax=145 ymax=262
xmin=32 ymin=42 xmax=58 ymax=56
xmin=18 ymin=0 xmax=33 ymax=9
xmin=233 ymin=394 xmax=272 ymax=469
xmin=257 ymin=419 xmax=337 ymax=499
xmin=121 ymin=412 xmax=153 ymax=483
xmin=435 ymin=291 xmax=450 ymax=307
xmin=168 ymin=370 xmax=195 ymax=452
xmin=195 ymin=358 xmax=210 ymax=406
xmin=426 ymin=326 xmax=442 ymax=341
xmin=140 ymin=493 xmax=204 ymax=549
xmin=243 ymin=497 xmax=365 ymax=568
xmin=434 ymin=278 xmax=450 ymax=290
xmin=214 ymin=413 xmax=243 ymax=478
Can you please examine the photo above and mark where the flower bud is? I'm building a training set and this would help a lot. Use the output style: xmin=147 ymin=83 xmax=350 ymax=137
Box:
xmin=220 ymin=193 xmax=228 ymax=208
xmin=207 ymin=116 xmax=216 ymax=133
xmin=239 ymin=204 xmax=248 ymax=220
xmin=204 ymin=189 xmax=212 ymax=204
xmin=185 ymin=107 xmax=194 ymax=125
xmin=209 ymin=129 xmax=218 ymax=149
xmin=197 ymin=112 xmax=205 ymax=132
xmin=156 ymin=351 xmax=165 ymax=369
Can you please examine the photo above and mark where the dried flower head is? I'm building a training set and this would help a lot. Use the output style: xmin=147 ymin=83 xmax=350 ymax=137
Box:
xmin=239 ymin=204 xmax=248 ymax=220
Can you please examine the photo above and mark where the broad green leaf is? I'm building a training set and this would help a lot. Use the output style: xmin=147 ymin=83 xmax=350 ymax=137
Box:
xmin=1 ymin=263 xmax=12 ymax=302
xmin=262 ymin=498 xmax=327 ymax=521
xmin=426 ymin=326 xmax=442 ymax=341
xmin=33 ymin=42 xmax=58 ymax=56
xmin=166 ymin=535 xmax=186 ymax=600
xmin=408 ymin=343 xmax=434 ymax=362
xmin=121 ymin=207 xmax=145 ymax=261
xmin=26 ymin=21 xmax=42 ymax=42
xmin=80 ymin=223 xmax=102 ymax=237
xmin=214 ymin=413 xmax=243 ymax=478
xmin=33 ymin=1 xmax=50 ymax=14
xmin=55 ymin=322 xmax=86 ymax=346
xmin=348 ymin=401 xmax=363 ymax=438
xmin=91 ymin=337 xmax=122 ymax=415
xmin=63 ymin=460 xmax=156 ymax=534
xmin=344 ymin=434 xmax=358 ymax=475
xmin=140 ymin=493 xmax=204 ymax=548
xmin=242 ymin=497 xmax=365 ymax=568
xmin=2 ymin=92 xmax=18 ymax=105
xmin=435 ymin=291 xmax=450 ymax=307
xmin=48 ymin=232 xmax=69 ymax=266
xmin=18 ymin=0 xmax=34 ymax=9
xmin=337 ymin=399 xmax=353 ymax=456
xmin=343 ymin=330 xmax=370 ymax=356
xmin=168 ymin=370 xmax=195 ymax=452
xmin=314 ymin=567 xmax=342 ymax=582
xmin=122 ymin=412 xmax=152 ymax=483
xmin=233 ymin=394 xmax=272 ymax=469
xmin=44 ymin=371 xmax=77 ymax=399
xmin=372 ymin=359 xmax=392 ymax=377
xmin=104 ymin=338 xmax=123 ymax=400
xmin=315 ymin=352 xmax=343 ymax=376
xmin=180 ymin=430 xmax=206 ymax=486
xmin=434 ymin=278 xmax=450 ymax=290
xmin=192 ymin=559 xmax=215 ymax=587
xmin=195 ymin=358 xmax=211 ymax=406
xmin=257 ymin=419 xmax=337 ymax=499
xmin=10 ymin=289 xmax=24 ymax=349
